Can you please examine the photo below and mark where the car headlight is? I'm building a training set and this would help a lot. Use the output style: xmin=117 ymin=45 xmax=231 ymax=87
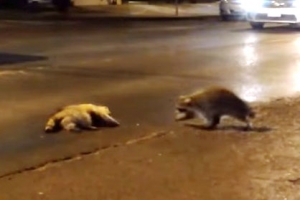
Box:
xmin=242 ymin=0 xmax=263 ymax=12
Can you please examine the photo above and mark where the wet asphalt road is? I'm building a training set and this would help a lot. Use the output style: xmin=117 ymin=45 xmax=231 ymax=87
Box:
xmin=0 ymin=17 xmax=300 ymax=176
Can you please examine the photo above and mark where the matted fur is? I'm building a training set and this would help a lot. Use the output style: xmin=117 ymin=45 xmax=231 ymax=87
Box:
xmin=45 ymin=103 xmax=120 ymax=133
xmin=175 ymin=86 xmax=255 ymax=129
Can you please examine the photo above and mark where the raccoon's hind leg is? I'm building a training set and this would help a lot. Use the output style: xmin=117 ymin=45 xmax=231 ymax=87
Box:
xmin=203 ymin=115 xmax=220 ymax=129
xmin=79 ymin=113 xmax=98 ymax=130
xmin=194 ymin=111 xmax=220 ymax=129
xmin=61 ymin=117 xmax=82 ymax=132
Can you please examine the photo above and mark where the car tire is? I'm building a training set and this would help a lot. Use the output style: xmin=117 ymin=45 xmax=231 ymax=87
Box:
xmin=250 ymin=22 xmax=264 ymax=30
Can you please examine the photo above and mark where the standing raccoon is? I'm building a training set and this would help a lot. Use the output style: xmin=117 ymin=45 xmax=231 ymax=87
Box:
xmin=175 ymin=86 xmax=255 ymax=130
xmin=45 ymin=104 xmax=120 ymax=133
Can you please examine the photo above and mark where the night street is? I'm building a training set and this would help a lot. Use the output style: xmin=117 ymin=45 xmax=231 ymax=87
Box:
xmin=1 ymin=13 xmax=300 ymax=199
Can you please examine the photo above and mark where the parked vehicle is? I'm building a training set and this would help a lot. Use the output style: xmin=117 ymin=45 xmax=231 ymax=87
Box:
xmin=27 ymin=0 xmax=51 ymax=11
xmin=27 ymin=0 xmax=72 ymax=12
xmin=219 ymin=0 xmax=246 ymax=20
xmin=0 ymin=0 xmax=27 ymax=9
xmin=244 ymin=0 xmax=300 ymax=29
xmin=1 ymin=0 xmax=73 ymax=12
xmin=52 ymin=0 xmax=72 ymax=12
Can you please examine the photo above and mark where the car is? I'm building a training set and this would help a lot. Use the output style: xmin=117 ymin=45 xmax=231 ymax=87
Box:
xmin=27 ymin=0 xmax=73 ymax=12
xmin=27 ymin=0 xmax=52 ymax=12
xmin=245 ymin=0 xmax=300 ymax=29
xmin=219 ymin=0 xmax=246 ymax=21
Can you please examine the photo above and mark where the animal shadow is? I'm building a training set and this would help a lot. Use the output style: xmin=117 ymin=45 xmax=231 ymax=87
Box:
xmin=184 ymin=123 xmax=272 ymax=133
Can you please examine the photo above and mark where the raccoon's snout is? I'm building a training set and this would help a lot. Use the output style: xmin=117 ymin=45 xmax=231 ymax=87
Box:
xmin=175 ymin=107 xmax=195 ymax=121
xmin=45 ymin=127 xmax=54 ymax=133
xmin=45 ymin=124 xmax=61 ymax=133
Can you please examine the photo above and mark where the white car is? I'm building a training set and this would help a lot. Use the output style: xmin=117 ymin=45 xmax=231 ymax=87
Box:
xmin=244 ymin=0 xmax=300 ymax=29
xmin=219 ymin=0 xmax=246 ymax=20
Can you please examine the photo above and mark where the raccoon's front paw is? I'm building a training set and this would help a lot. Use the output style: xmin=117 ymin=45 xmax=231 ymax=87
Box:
xmin=243 ymin=122 xmax=254 ymax=131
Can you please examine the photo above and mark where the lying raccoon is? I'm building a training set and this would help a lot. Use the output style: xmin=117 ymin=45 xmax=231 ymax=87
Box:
xmin=175 ymin=86 xmax=255 ymax=130
xmin=45 ymin=103 xmax=120 ymax=133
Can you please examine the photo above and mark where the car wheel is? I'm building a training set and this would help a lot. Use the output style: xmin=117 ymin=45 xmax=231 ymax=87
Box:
xmin=250 ymin=22 xmax=264 ymax=30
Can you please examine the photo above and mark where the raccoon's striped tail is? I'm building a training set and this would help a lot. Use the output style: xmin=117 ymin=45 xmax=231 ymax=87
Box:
xmin=44 ymin=117 xmax=57 ymax=133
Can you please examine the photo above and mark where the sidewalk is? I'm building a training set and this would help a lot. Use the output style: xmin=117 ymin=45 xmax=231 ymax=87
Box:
xmin=1 ymin=96 xmax=300 ymax=200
